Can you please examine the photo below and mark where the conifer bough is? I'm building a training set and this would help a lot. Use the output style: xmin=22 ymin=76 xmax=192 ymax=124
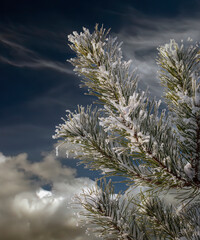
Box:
xmin=53 ymin=25 xmax=200 ymax=239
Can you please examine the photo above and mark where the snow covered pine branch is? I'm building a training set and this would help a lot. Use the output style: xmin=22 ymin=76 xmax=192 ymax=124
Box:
xmin=53 ymin=25 xmax=200 ymax=239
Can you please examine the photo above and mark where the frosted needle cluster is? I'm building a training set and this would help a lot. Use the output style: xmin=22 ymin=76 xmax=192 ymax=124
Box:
xmin=54 ymin=25 xmax=200 ymax=239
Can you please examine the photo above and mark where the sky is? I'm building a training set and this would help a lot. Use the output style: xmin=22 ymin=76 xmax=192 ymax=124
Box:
xmin=1 ymin=0 xmax=200 ymax=239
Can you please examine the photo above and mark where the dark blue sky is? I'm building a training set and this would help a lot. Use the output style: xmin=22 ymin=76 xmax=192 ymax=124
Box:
xmin=1 ymin=0 xmax=200 ymax=181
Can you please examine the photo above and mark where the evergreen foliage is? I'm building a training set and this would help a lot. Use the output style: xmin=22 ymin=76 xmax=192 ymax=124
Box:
xmin=53 ymin=25 xmax=200 ymax=239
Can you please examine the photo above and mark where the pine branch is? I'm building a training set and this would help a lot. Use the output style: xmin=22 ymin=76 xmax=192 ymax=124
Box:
xmin=65 ymin=25 xmax=196 ymax=191
xmin=53 ymin=106 xmax=166 ymax=187
xmin=157 ymin=39 xmax=200 ymax=185
xmin=54 ymin=104 xmax=195 ymax=192
xmin=75 ymin=179 xmax=150 ymax=240
xmin=135 ymin=192 xmax=196 ymax=240
xmin=178 ymin=201 xmax=200 ymax=238
xmin=53 ymin=25 xmax=200 ymax=240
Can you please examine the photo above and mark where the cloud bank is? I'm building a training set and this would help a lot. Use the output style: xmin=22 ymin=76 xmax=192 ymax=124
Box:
xmin=0 ymin=151 xmax=98 ymax=240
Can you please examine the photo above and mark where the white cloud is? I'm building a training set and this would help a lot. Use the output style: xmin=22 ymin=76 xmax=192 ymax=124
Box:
xmin=0 ymin=152 xmax=6 ymax=163
xmin=18 ymin=152 xmax=77 ymax=182
xmin=0 ymin=151 xmax=98 ymax=240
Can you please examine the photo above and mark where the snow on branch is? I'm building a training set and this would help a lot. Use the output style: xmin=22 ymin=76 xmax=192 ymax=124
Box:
xmin=54 ymin=25 xmax=200 ymax=240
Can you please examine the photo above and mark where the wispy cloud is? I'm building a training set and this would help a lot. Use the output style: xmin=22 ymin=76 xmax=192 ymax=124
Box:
xmin=0 ymin=54 xmax=73 ymax=74
xmin=0 ymin=30 xmax=73 ymax=75
xmin=117 ymin=15 xmax=200 ymax=98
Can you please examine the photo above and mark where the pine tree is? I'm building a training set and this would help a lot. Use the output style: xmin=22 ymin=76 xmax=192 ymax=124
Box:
xmin=53 ymin=25 xmax=200 ymax=240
